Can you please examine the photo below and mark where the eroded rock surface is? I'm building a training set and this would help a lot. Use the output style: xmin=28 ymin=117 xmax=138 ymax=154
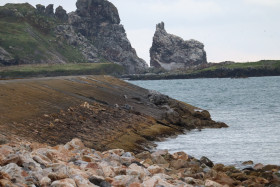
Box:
xmin=150 ymin=22 xmax=207 ymax=71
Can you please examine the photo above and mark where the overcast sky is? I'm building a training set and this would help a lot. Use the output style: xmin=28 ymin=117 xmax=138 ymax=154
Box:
xmin=1 ymin=0 xmax=280 ymax=64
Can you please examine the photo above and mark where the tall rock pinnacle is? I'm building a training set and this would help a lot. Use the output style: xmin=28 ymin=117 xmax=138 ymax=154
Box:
xmin=150 ymin=22 xmax=207 ymax=71
xmin=69 ymin=0 xmax=148 ymax=74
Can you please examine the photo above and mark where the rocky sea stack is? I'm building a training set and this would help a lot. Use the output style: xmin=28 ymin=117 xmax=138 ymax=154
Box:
xmin=0 ymin=0 xmax=147 ymax=74
xmin=150 ymin=22 xmax=207 ymax=71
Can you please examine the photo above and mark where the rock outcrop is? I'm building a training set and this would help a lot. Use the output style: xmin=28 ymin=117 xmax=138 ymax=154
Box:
xmin=69 ymin=0 xmax=148 ymax=74
xmin=150 ymin=22 xmax=207 ymax=71
xmin=0 ymin=1 xmax=148 ymax=74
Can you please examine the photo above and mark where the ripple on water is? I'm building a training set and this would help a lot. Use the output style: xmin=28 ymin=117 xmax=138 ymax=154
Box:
xmin=130 ymin=76 xmax=280 ymax=165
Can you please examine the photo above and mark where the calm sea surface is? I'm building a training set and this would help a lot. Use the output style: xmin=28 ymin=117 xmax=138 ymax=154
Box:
xmin=130 ymin=76 xmax=280 ymax=165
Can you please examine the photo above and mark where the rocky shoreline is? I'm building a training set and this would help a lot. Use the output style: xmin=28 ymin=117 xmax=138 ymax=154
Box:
xmin=1 ymin=138 xmax=279 ymax=187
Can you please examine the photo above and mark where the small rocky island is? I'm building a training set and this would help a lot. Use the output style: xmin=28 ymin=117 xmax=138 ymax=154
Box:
xmin=150 ymin=22 xmax=207 ymax=71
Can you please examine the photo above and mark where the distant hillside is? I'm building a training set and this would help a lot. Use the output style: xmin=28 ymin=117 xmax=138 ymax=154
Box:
xmin=0 ymin=1 xmax=147 ymax=74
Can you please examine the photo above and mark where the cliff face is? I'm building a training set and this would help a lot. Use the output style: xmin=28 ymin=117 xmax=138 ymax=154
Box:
xmin=150 ymin=22 xmax=207 ymax=71
xmin=70 ymin=0 xmax=148 ymax=74
xmin=0 ymin=1 xmax=147 ymax=74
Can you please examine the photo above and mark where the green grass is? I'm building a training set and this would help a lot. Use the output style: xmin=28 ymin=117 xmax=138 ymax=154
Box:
xmin=192 ymin=60 xmax=280 ymax=74
xmin=0 ymin=3 xmax=86 ymax=64
xmin=0 ymin=63 xmax=125 ymax=79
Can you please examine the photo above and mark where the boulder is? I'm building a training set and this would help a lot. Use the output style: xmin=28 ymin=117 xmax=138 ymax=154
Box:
xmin=51 ymin=178 xmax=77 ymax=187
xmin=200 ymin=156 xmax=214 ymax=168
xmin=150 ymin=22 xmax=207 ymax=71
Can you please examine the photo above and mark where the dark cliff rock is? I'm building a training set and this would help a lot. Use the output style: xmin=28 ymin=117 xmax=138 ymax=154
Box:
xmin=45 ymin=4 xmax=54 ymax=17
xmin=70 ymin=0 xmax=148 ymax=74
xmin=55 ymin=6 xmax=68 ymax=21
xmin=150 ymin=22 xmax=207 ymax=71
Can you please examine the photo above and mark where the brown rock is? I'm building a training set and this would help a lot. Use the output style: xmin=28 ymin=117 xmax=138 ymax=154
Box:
xmin=170 ymin=159 xmax=188 ymax=170
xmin=254 ymin=163 xmax=264 ymax=170
xmin=214 ymin=172 xmax=235 ymax=186
xmin=135 ymin=151 xmax=152 ymax=160
xmin=40 ymin=177 xmax=52 ymax=186
xmin=51 ymin=178 xmax=77 ymax=187
xmin=172 ymin=152 xmax=189 ymax=161
xmin=64 ymin=138 xmax=85 ymax=151
xmin=242 ymin=160 xmax=254 ymax=165
xmin=147 ymin=165 xmax=165 ymax=175
xmin=205 ymin=179 xmax=223 ymax=187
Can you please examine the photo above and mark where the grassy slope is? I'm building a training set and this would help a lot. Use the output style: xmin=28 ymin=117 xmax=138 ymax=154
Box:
xmin=0 ymin=63 xmax=125 ymax=79
xmin=0 ymin=3 xmax=85 ymax=64
xmin=192 ymin=60 xmax=280 ymax=74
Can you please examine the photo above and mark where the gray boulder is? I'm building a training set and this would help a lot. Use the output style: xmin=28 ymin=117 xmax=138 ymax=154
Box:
xmin=70 ymin=0 xmax=148 ymax=74
xmin=150 ymin=22 xmax=207 ymax=71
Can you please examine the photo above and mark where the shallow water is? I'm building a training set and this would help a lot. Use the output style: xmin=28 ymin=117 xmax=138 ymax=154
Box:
xmin=130 ymin=76 xmax=280 ymax=165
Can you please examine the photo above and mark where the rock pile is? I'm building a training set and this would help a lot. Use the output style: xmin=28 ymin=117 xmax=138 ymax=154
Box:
xmin=150 ymin=22 xmax=207 ymax=71
xmin=1 ymin=139 xmax=279 ymax=187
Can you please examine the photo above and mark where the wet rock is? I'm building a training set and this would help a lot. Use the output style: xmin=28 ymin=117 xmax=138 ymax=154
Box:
xmin=200 ymin=156 xmax=214 ymax=168
xmin=150 ymin=22 xmax=207 ymax=71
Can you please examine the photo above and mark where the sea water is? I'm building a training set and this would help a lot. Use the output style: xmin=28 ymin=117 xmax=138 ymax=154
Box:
xmin=130 ymin=76 xmax=280 ymax=165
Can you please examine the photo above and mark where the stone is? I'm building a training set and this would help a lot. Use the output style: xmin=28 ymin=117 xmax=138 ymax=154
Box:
xmin=170 ymin=159 xmax=188 ymax=170
xmin=112 ymin=175 xmax=140 ymax=186
xmin=72 ymin=175 xmax=96 ymax=187
xmin=150 ymin=22 xmax=207 ymax=71
xmin=70 ymin=0 xmax=148 ymax=73
xmin=242 ymin=160 xmax=254 ymax=165
xmin=147 ymin=165 xmax=165 ymax=174
xmin=55 ymin=6 xmax=68 ymax=21
xmin=36 ymin=4 xmax=45 ymax=14
xmin=40 ymin=177 xmax=52 ymax=186
xmin=254 ymin=163 xmax=264 ymax=170
xmin=127 ymin=163 xmax=150 ymax=179
xmin=204 ymin=179 xmax=223 ymax=187
xmin=200 ymin=156 xmax=214 ymax=168
xmin=64 ymin=138 xmax=85 ymax=151
xmin=0 ymin=163 xmax=25 ymax=184
xmin=172 ymin=152 xmax=189 ymax=161
xmin=45 ymin=4 xmax=54 ymax=17
xmin=51 ymin=178 xmax=77 ymax=187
